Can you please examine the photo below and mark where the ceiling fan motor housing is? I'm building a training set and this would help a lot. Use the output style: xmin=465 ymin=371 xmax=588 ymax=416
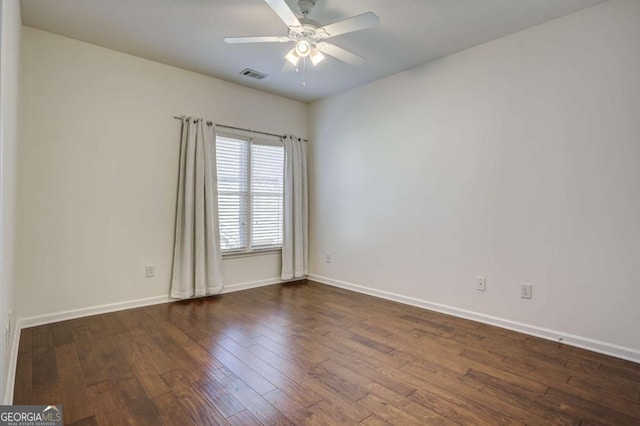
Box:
xmin=298 ymin=0 xmax=316 ymax=16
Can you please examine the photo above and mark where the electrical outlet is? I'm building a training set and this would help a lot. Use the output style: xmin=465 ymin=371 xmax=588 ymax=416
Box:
xmin=145 ymin=265 xmax=155 ymax=278
xmin=476 ymin=276 xmax=486 ymax=291
xmin=325 ymin=254 xmax=331 ymax=263
xmin=521 ymin=283 xmax=532 ymax=299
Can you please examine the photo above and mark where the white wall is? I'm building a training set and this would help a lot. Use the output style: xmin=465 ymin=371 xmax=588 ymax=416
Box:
xmin=0 ymin=0 xmax=21 ymax=404
xmin=17 ymin=27 xmax=307 ymax=320
xmin=309 ymin=0 xmax=640 ymax=355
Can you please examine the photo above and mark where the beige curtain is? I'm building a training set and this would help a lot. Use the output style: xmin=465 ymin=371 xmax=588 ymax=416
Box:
xmin=281 ymin=135 xmax=308 ymax=280
xmin=170 ymin=117 xmax=224 ymax=298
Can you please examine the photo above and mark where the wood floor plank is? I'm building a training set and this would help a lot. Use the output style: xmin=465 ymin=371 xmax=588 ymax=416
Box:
xmin=32 ymin=324 xmax=53 ymax=351
xmin=325 ymin=354 xmax=415 ymax=398
xmin=226 ymin=410 xmax=261 ymax=426
xmin=545 ymin=387 xmax=640 ymax=426
xmin=13 ymin=351 xmax=32 ymax=404
xmin=247 ymin=341 xmax=374 ymax=423
xmin=408 ymin=385 xmax=517 ymax=425
xmin=251 ymin=333 xmax=331 ymax=366
xmin=67 ymin=416 xmax=99 ymax=426
xmin=151 ymin=391 xmax=198 ymax=426
xmin=400 ymin=361 xmax=545 ymax=424
xmin=94 ymin=334 xmax=121 ymax=358
xmin=51 ymin=322 xmax=74 ymax=347
xmin=463 ymin=368 xmax=580 ymax=425
xmin=148 ymin=328 xmax=216 ymax=382
xmin=358 ymin=393 xmax=451 ymax=425
xmin=195 ymin=378 xmax=246 ymax=418
xmin=171 ymin=384 xmax=229 ymax=425
xmin=32 ymin=325 xmax=57 ymax=386
xmin=102 ymin=350 xmax=135 ymax=382
xmin=552 ymin=379 xmax=640 ymax=420
xmin=320 ymin=359 xmax=408 ymax=403
xmin=112 ymin=310 xmax=147 ymax=337
xmin=306 ymin=399 xmax=371 ymax=425
xmin=459 ymin=345 xmax=572 ymax=388
xmin=32 ymin=352 xmax=57 ymax=386
xmin=70 ymin=326 xmax=108 ymax=386
xmin=158 ymin=319 xmax=224 ymax=371
xmin=130 ymin=332 xmax=175 ymax=376
xmin=13 ymin=281 xmax=640 ymax=425
xmin=263 ymin=388 xmax=318 ymax=424
xmin=114 ymin=376 xmax=162 ymax=425
xmin=86 ymin=381 xmax=129 ymax=426
xmin=205 ymin=343 xmax=277 ymax=395
xmin=360 ymin=414 xmax=394 ymax=426
xmin=568 ymin=373 xmax=640 ymax=404
xmin=307 ymin=363 xmax=369 ymax=402
xmin=55 ymin=343 xmax=94 ymax=423
xmin=18 ymin=328 xmax=33 ymax=354
xmin=208 ymin=366 xmax=293 ymax=425
xmin=112 ymin=332 xmax=170 ymax=399
xmin=459 ymin=351 xmax=550 ymax=394
xmin=30 ymin=380 xmax=61 ymax=406
xmin=218 ymin=336 xmax=324 ymax=408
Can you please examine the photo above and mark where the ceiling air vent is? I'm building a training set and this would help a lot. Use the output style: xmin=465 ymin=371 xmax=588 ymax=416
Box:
xmin=239 ymin=68 xmax=268 ymax=80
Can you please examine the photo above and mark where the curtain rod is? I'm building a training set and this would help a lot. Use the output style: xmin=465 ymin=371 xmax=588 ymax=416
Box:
xmin=173 ymin=116 xmax=308 ymax=142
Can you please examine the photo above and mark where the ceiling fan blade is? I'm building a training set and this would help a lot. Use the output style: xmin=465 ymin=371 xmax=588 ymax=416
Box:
xmin=224 ymin=36 xmax=290 ymax=44
xmin=318 ymin=12 xmax=380 ymax=38
xmin=316 ymin=42 xmax=366 ymax=66
xmin=264 ymin=0 xmax=302 ymax=28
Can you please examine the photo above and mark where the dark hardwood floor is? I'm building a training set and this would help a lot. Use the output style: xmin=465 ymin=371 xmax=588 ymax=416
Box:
xmin=13 ymin=280 xmax=640 ymax=425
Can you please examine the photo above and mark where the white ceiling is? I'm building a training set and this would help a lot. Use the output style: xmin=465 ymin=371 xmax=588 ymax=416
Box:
xmin=20 ymin=0 xmax=605 ymax=103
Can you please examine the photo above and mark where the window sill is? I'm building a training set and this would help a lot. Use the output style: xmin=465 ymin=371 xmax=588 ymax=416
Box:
xmin=222 ymin=248 xmax=282 ymax=260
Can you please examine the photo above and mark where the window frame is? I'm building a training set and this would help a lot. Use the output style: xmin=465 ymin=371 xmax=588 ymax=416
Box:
xmin=215 ymin=130 xmax=284 ymax=257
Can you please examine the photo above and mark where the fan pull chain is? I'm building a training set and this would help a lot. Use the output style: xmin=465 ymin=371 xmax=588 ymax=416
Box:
xmin=302 ymin=57 xmax=307 ymax=87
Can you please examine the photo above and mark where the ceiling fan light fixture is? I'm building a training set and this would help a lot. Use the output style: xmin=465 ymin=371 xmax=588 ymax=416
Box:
xmin=285 ymin=48 xmax=300 ymax=66
xmin=295 ymin=39 xmax=311 ymax=57
xmin=310 ymin=48 xmax=325 ymax=66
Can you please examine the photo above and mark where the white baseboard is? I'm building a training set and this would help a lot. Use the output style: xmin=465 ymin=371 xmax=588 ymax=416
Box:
xmin=18 ymin=295 xmax=172 ymax=330
xmin=4 ymin=276 xmax=284 ymax=404
xmin=308 ymin=274 xmax=640 ymax=364
xmin=221 ymin=277 xmax=283 ymax=294
xmin=17 ymin=277 xmax=284 ymax=330
xmin=3 ymin=325 xmax=21 ymax=405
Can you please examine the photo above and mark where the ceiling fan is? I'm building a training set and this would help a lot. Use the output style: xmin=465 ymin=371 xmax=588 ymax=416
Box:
xmin=224 ymin=0 xmax=379 ymax=68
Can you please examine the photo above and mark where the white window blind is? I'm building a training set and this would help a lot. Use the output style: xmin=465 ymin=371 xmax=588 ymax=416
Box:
xmin=217 ymin=136 xmax=249 ymax=252
xmin=215 ymin=135 xmax=284 ymax=253
xmin=251 ymin=143 xmax=284 ymax=249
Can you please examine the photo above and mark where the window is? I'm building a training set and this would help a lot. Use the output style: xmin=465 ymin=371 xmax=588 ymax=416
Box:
xmin=216 ymin=134 xmax=284 ymax=253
